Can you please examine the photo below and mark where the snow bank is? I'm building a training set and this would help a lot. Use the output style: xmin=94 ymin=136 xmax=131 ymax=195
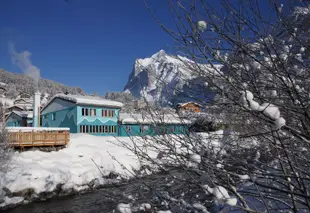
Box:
xmin=117 ymin=203 xmax=132 ymax=213
xmin=203 ymin=185 xmax=237 ymax=206
xmin=0 ymin=134 xmax=149 ymax=209
xmin=0 ymin=196 xmax=24 ymax=208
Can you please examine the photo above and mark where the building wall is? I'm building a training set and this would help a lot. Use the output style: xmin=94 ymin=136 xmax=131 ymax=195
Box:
xmin=43 ymin=98 xmax=76 ymax=114
xmin=119 ymin=123 xmax=188 ymax=137
xmin=6 ymin=114 xmax=22 ymax=127
xmin=6 ymin=114 xmax=32 ymax=127
xmin=41 ymin=106 xmax=78 ymax=133
xmin=76 ymin=105 xmax=120 ymax=136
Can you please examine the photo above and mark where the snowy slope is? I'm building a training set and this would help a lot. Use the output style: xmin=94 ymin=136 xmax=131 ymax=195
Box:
xmin=0 ymin=134 xmax=157 ymax=209
xmin=123 ymin=50 xmax=222 ymax=106
xmin=0 ymin=97 xmax=14 ymax=106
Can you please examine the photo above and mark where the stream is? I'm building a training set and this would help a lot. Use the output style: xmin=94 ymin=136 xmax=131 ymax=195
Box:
xmin=3 ymin=170 xmax=216 ymax=213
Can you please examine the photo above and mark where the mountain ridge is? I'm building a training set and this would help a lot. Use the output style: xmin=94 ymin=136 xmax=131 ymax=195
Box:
xmin=123 ymin=50 xmax=221 ymax=106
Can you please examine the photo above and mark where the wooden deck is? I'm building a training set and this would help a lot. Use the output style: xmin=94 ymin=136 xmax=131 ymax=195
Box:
xmin=7 ymin=128 xmax=70 ymax=148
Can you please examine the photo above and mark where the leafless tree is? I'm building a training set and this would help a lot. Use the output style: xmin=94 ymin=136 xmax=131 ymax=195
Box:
xmin=116 ymin=1 xmax=310 ymax=212
xmin=0 ymin=105 xmax=10 ymax=175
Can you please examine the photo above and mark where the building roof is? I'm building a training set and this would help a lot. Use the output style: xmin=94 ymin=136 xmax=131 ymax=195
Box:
xmin=7 ymin=104 xmax=32 ymax=109
xmin=42 ymin=94 xmax=124 ymax=111
xmin=14 ymin=98 xmax=33 ymax=105
xmin=6 ymin=105 xmax=24 ymax=110
xmin=5 ymin=110 xmax=33 ymax=121
xmin=119 ymin=113 xmax=191 ymax=124
xmin=177 ymin=101 xmax=202 ymax=108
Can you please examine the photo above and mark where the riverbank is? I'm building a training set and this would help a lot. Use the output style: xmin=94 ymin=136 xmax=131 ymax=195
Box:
xmin=0 ymin=134 xmax=157 ymax=210
xmin=2 ymin=169 xmax=205 ymax=213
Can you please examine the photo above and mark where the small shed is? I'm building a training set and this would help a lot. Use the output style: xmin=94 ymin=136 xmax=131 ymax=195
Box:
xmin=6 ymin=111 xmax=33 ymax=127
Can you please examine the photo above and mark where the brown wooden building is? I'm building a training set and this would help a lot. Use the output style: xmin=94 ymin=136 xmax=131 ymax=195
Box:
xmin=176 ymin=102 xmax=202 ymax=114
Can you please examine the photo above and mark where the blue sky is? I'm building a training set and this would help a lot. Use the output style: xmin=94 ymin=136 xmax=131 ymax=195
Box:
xmin=0 ymin=0 xmax=175 ymax=94
xmin=0 ymin=0 xmax=289 ymax=95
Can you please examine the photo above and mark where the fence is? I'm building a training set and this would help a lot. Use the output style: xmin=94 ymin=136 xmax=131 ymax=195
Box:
xmin=6 ymin=127 xmax=70 ymax=148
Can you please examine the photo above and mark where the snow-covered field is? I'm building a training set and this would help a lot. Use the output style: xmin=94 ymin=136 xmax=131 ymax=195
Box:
xmin=0 ymin=134 xmax=157 ymax=209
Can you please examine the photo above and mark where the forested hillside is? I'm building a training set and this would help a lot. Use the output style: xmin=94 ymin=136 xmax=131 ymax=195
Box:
xmin=0 ymin=69 xmax=85 ymax=99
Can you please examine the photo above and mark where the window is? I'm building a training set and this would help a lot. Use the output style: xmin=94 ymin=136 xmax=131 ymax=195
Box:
xmin=43 ymin=114 xmax=48 ymax=119
xmin=80 ymin=125 xmax=90 ymax=133
xmin=91 ymin=109 xmax=96 ymax=116
xmin=168 ymin=126 xmax=174 ymax=133
xmin=86 ymin=125 xmax=89 ymax=133
xmin=83 ymin=108 xmax=97 ymax=116
xmin=125 ymin=126 xmax=131 ymax=132
xmin=102 ymin=109 xmax=115 ymax=117
xmin=52 ymin=113 xmax=56 ymax=121
xmin=140 ymin=125 xmax=148 ymax=133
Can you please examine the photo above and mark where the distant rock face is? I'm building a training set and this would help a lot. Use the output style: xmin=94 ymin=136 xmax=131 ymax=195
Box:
xmin=123 ymin=50 xmax=221 ymax=106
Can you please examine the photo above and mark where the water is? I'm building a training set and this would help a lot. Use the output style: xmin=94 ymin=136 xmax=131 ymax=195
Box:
xmin=5 ymin=184 xmax=135 ymax=213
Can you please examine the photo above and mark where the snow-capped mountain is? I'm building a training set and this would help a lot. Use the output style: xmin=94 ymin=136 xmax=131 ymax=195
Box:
xmin=123 ymin=50 xmax=221 ymax=106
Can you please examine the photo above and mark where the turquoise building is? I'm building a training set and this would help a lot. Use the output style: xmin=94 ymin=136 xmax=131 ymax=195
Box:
xmin=41 ymin=94 xmax=123 ymax=135
xmin=118 ymin=113 xmax=189 ymax=137
xmin=8 ymin=94 xmax=190 ymax=136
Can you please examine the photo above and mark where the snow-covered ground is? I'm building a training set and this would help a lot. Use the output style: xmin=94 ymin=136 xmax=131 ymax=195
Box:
xmin=0 ymin=131 xmax=236 ymax=211
xmin=0 ymin=97 xmax=14 ymax=106
xmin=0 ymin=134 xmax=157 ymax=209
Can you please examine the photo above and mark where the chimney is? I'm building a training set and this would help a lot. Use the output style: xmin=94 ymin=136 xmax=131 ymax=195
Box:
xmin=33 ymin=92 xmax=41 ymax=127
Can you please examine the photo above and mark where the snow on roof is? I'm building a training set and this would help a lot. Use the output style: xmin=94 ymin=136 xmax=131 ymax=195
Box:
xmin=6 ymin=127 xmax=70 ymax=132
xmin=14 ymin=98 xmax=33 ymax=104
xmin=45 ymin=94 xmax=124 ymax=109
xmin=177 ymin=102 xmax=202 ymax=107
xmin=6 ymin=105 xmax=24 ymax=110
xmin=7 ymin=104 xmax=33 ymax=110
xmin=6 ymin=110 xmax=33 ymax=119
xmin=119 ymin=113 xmax=191 ymax=124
